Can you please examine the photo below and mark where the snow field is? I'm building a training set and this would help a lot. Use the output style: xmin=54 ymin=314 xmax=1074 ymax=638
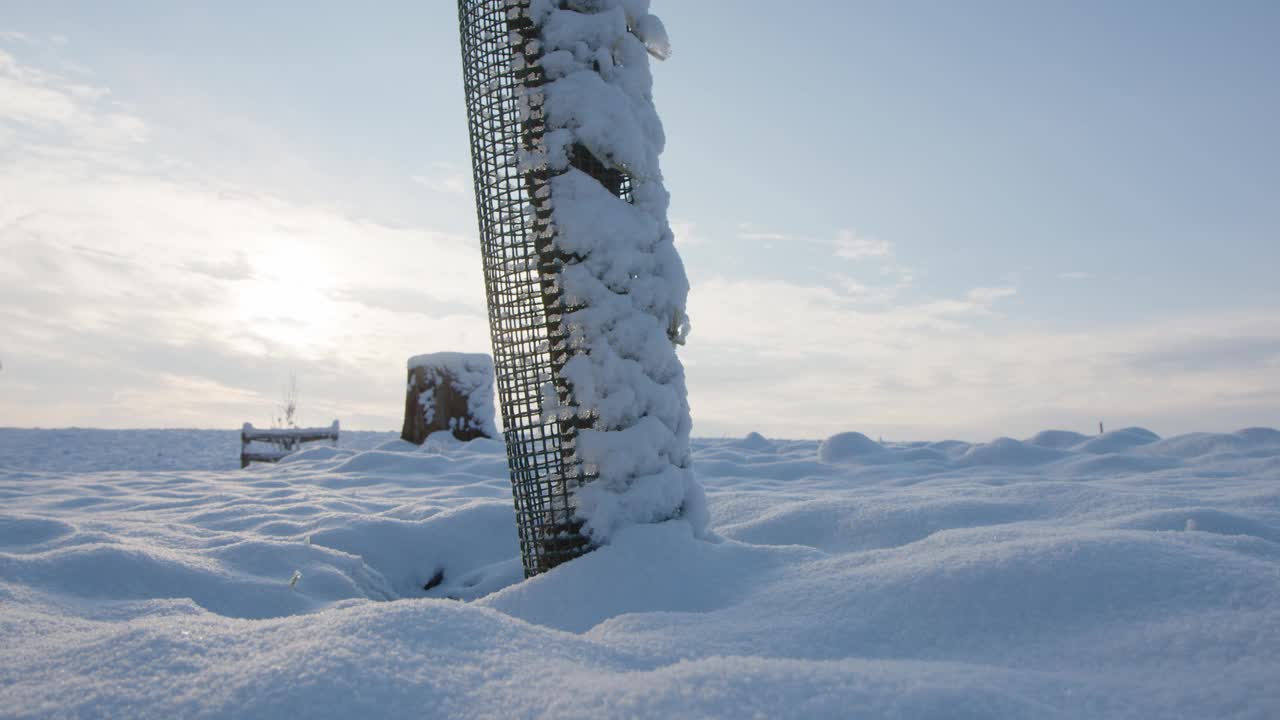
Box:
xmin=1 ymin=427 xmax=1279 ymax=718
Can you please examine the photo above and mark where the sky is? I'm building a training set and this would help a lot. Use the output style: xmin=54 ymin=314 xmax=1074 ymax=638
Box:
xmin=1 ymin=1 xmax=1277 ymax=441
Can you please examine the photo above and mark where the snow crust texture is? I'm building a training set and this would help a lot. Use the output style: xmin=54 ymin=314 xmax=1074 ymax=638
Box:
xmin=512 ymin=0 xmax=704 ymax=542
xmin=2 ymin=426 xmax=1279 ymax=718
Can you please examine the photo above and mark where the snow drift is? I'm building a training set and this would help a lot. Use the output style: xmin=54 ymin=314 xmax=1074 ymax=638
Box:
xmin=1 ymin=426 xmax=1279 ymax=717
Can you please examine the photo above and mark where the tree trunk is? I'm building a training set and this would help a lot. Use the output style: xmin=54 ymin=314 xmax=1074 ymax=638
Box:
xmin=400 ymin=355 xmax=495 ymax=444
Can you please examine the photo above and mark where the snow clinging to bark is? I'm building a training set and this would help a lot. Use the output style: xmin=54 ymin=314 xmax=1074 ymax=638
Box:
xmin=520 ymin=0 xmax=707 ymax=541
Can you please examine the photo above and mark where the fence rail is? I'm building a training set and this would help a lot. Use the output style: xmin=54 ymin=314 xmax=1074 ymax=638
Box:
xmin=240 ymin=421 xmax=339 ymax=468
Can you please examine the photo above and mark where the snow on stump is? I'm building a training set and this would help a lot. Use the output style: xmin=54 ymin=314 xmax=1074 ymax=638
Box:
xmin=401 ymin=353 xmax=497 ymax=444
xmin=458 ymin=0 xmax=706 ymax=577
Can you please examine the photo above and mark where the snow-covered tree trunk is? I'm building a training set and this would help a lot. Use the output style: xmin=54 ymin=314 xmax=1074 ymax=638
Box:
xmin=459 ymin=0 xmax=705 ymax=576
xmin=518 ymin=0 xmax=705 ymax=542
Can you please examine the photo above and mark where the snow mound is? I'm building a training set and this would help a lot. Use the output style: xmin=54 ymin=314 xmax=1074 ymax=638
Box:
xmin=1056 ymin=452 xmax=1183 ymax=475
xmin=735 ymin=431 xmax=775 ymax=451
xmin=1234 ymin=427 xmax=1280 ymax=445
xmin=1148 ymin=430 xmax=1280 ymax=459
xmin=817 ymin=431 xmax=885 ymax=462
xmin=1024 ymin=429 xmax=1090 ymax=449
xmin=1107 ymin=507 xmax=1280 ymax=543
xmin=959 ymin=437 xmax=1067 ymax=466
xmin=1079 ymin=426 xmax=1160 ymax=454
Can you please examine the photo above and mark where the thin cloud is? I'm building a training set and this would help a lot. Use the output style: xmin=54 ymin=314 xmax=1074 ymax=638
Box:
xmin=670 ymin=219 xmax=707 ymax=247
xmin=1124 ymin=335 xmax=1280 ymax=373
xmin=685 ymin=276 xmax=1279 ymax=440
xmin=411 ymin=172 xmax=469 ymax=195
xmin=184 ymin=252 xmax=255 ymax=281
xmin=330 ymin=285 xmax=483 ymax=318
xmin=735 ymin=222 xmax=793 ymax=242
xmin=0 ymin=49 xmax=146 ymax=148
xmin=833 ymin=229 xmax=892 ymax=260
xmin=0 ymin=31 xmax=68 ymax=47
xmin=834 ymin=273 xmax=911 ymax=305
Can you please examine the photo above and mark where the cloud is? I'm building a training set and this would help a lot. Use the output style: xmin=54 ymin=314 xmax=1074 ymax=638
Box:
xmin=1123 ymin=335 xmax=1280 ymax=373
xmin=736 ymin=224 xmax=894 ymax=261
xmin=837 ymin=239 xmax=912 ymax=305
xmin=184 ymin=252 xmax=255 ymax=281
xmin=409 ymin=170 xmax=471 ymax=196
xmin=833 ymin=229 xmax=892 ymax=260
xmin=684 ymin=275 xmax=1280 ymax=440
xmin=915 ymin=286 xmax=1017 ymax=317
xmin=669 ymin=219 xmax=707 ymax=247
xmin=330 ymin=286 xmax=484 ymax=318
xmin=838 ymin=277 xmax=900 ymax=305
xmin=0 ymin=49 xmax=489 ymax=430
xmin=3 ymin=47 xmax=1277 ymax=441
xmin=735 ymin=222 xmax=793 ymax=242
xmin=0 ymin=49 xmax=146 ymax=150
xmin=0 ymin=31 xmax=67 ymax=47
xmin=688 ymin=277 xmax=1018 ymax=359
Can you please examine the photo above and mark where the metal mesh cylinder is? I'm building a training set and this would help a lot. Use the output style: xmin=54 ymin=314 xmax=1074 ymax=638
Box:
xmin=456 ymin=0 xmax=594 ymax=577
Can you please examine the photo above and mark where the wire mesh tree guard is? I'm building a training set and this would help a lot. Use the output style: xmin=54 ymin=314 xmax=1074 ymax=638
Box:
xmin=456 ymin=0 xmax=637 ymax=577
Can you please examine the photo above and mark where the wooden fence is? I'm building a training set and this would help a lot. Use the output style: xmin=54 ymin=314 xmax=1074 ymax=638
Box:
xmin=240 ymin=420 xmax=340 ymax=468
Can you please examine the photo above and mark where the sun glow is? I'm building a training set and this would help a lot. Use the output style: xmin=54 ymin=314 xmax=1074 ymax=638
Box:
xmin=232 ymin=244 xmax=343 ymax=353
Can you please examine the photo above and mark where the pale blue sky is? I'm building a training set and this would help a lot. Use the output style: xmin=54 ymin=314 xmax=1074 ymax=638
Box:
xmin=1 ymin=2 xmax=1277 ymax=439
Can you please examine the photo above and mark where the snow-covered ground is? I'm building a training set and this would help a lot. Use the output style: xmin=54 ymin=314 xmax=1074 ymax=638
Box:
xmin=1 ymin=426 xmax=1278 ymax=718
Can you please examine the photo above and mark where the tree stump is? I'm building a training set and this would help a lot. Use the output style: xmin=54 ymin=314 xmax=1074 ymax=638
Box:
xmin=401 ymin=353 xmax=497 ymax=444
